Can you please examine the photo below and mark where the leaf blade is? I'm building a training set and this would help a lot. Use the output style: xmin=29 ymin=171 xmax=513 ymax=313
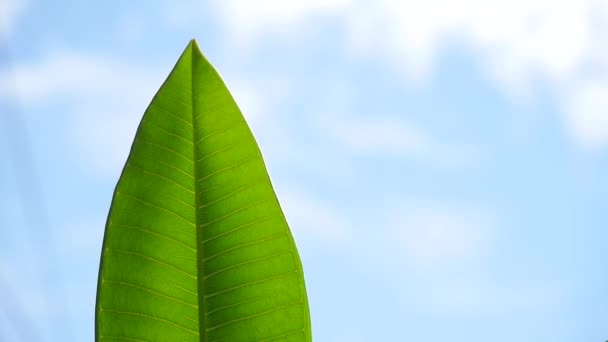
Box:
xmin=96 ymin=40 xmax=311 ymax=342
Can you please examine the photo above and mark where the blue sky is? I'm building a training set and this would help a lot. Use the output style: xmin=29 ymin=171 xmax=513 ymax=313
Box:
xmin=1 ymin=0 xmax=608 ymax=341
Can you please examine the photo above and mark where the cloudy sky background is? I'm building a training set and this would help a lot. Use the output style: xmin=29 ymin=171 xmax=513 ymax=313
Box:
xmin=1 ymin=0 xmax=608 ymax=341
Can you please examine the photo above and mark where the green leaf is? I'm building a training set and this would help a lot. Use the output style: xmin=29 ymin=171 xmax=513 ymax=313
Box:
xmin=95 ymin=40 xmax=312 ymax=342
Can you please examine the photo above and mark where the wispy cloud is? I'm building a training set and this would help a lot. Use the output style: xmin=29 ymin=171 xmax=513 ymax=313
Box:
xmin=207 ymin=0 xmax=608 ymax=151
xmin=563 ymin=80 xmax=608 ymax=149
xmin=212 ymin=0 xmax=351 ymax=46
xmin=0 ymin=48 xmax=165 ymax=177
xmin=321 ymin=114 xmax=480 ymax=167
xmin=0 ymin=48 xmax=158 ymax=103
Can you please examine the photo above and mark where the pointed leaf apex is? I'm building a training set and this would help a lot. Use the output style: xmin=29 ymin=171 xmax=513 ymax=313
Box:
xmin=190 ymin=39 xmax=203 ymax=56
xmin=96 ymin=37 xmax=312 ymax=342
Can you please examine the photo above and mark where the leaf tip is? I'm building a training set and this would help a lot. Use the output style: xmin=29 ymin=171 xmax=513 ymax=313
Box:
xmin=187 ymin=38 xmax=206 ymax=61
xmin=187 ymin=38 xmax=202 ymax=53
xmin=189 ymin=38 xmax=201 ymax=51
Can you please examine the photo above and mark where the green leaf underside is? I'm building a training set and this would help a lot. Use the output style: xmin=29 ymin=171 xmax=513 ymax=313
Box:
xmin=95 ymin=40 xmax=311 ymax=342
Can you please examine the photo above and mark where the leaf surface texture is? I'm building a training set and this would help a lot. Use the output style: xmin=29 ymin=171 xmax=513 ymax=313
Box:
xmin=95 ymin=40 xmax=311 ymax=342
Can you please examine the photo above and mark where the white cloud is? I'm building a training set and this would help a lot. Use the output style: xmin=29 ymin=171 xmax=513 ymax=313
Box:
xmin=0 ymin=49 xmax=158 ymax=103
xmin=0 ymin=0 xmax=27 ymax=39
xmin=0 ymin=49 xmax=165 ymax=177
xmin=210 ymin=0 xmax=608 ymax=150
xmin=563 ymin=80 xmax=608 ymax=149
xmin=210 ymin=0 xmax=605 ymax=84
xmin=321 ymin=114 xmax=480 ymax=167
xmin=213 ymin=0 xmax=352 ymax=45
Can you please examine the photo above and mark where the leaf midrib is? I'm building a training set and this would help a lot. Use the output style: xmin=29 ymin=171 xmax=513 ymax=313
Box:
xmin=190 ymin=41 xmax=208 ymax=342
